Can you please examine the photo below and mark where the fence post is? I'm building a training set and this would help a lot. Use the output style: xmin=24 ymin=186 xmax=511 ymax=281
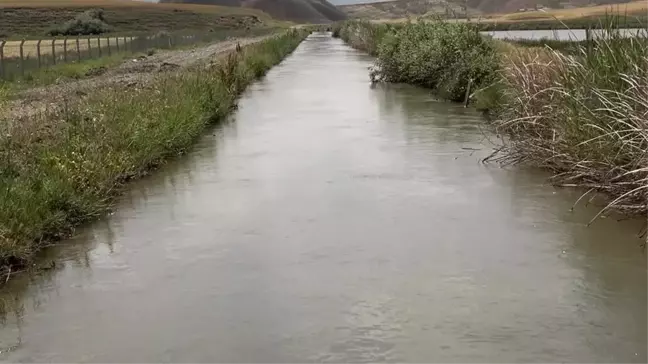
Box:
xmin=51 ymin=39 xmax=56 ymax=65
xmin=107 ymin=37 xmax=111 ymax=56
xmin=0 ymin=40 xmax=5 ymax=79
xmin=19 ymin=39 xmax=25 ymax=77
xmin=87 ymin=37 xmax=92 ymax=58
xmin=76 ymin=37 xmax=81 ymax=61
xmin=63 ymin=37 xmax=68 ymax=62
xmin=97 ymin=37 xmax=101 ymax=57
xmin=115 ymin=36 xmax=119 ymax=52
xmin=37 ymin=39 xmax=42 ymax=68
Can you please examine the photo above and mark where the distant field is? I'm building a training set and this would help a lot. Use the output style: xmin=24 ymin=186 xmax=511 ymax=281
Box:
xmin=0 ymin=0 xmax=276 ymax=37
xmin=340 ymin=0 xmax=477 ymax=20
xmin=483 ymin=0 xmax=648 ymax=22
xmin=366 ymin=1 xmax=647 ymax=29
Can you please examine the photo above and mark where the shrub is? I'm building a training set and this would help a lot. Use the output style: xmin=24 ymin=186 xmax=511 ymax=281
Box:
xmin=48 ymin=9 xmax=111 ymax=36
xmin=373 ymin=21 xmax=500 ymax=102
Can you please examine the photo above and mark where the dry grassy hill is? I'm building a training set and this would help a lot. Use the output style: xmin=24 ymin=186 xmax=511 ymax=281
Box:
xmin=0 ymin=0 xmax=273 ymax=37
xmin=341 ymin=0 xmax=474 ymax=19
xmin=482 ymin=0 xmax=647 ymax=21
xmin=161 ymin=0 xmax=348 ymax=23
xmin=340 ymin=0 xmax=646 ymax=19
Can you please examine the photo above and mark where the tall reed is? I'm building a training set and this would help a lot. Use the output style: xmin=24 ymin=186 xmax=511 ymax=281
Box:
xmin=490 ymin=25 xmax=648 ymax=215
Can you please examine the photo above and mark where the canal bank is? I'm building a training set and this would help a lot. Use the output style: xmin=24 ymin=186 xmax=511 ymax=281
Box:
xmin=0 ymin=33 xmax=645 ymax=363
xmin=334 ymin=20 xmax=648 ymax=217
xmin=0 ymin=30 xmax=308 ymax=271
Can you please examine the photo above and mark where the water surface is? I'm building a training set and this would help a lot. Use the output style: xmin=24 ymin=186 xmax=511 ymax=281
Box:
xmin=485 ymin=28 xmax=644 ymax=40
xmin=0 ymin=33 xmax=645 ymax=363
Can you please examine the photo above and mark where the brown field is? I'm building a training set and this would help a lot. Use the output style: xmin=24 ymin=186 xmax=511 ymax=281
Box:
xmin=0 ymin=0 xmax=269 ymax=17
xmin=484 ymin=0 xmax=648 ymax=22
xmin=0 ymin=0 xmax=278 ymax=37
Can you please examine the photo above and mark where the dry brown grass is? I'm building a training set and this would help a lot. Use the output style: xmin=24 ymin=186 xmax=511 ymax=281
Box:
xmin=0 ymin=0 xmax=270 ymax=18
xmin=0 ymin=0 xmax=278 ymax=37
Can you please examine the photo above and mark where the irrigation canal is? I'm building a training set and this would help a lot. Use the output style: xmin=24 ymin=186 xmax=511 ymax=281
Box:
xmin=0 ymin=33 xmax=645 ymax=363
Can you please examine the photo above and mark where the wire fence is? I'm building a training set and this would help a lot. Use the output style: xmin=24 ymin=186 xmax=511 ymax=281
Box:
xmin=0 ymin=28 xmax=274 ymax=82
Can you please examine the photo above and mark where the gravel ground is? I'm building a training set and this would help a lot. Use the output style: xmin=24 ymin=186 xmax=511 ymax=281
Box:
xmin=1 ymin=36 xmax=270 ymax=121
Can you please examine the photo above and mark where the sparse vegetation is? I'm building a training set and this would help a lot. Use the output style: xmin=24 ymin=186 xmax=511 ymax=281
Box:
xmin=0 ymin=29 xmax=308 ymax=269
xmin=0 ymin=1 xmax=269 ymax=38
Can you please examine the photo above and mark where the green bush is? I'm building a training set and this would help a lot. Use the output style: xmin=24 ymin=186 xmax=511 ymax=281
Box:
xmin=48 ymin=9 xmax=111 ymax=36
xmin=374 ymin=21 xmax=500 ymax=102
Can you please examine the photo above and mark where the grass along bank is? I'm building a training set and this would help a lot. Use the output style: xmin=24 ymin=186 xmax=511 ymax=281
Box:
xmin=333 ymin=20 xmax=647 ymax=216
xmin=0 ymin=29 xmax=308 ymax=271
xmin=491 ymin=27 xmax=647 ymax=216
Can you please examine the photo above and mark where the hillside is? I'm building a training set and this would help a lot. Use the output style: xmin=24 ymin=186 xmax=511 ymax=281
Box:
xmin=161 ymin=0 xmax=348 ymax=22
xmin=341 ymin=0 xmax=473 ymax=19
xmin=0 ymin=0 xmax=272 ymax=37
xmin=340 ymin=0 xmax=645 ymax=18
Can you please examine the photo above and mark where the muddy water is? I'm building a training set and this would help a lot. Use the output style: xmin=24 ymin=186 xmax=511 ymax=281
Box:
xmin=0 ymin=33 xmax=645 ymax=363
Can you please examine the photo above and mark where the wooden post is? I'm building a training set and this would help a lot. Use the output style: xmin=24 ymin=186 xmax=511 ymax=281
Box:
xmin=36 ymin=39 xmax=42 ymax=68
xmin=464 ymin=78 xmax=473 ymax=108
xmin=51 ymin=39 xmax=56 ymax=65
xmin=88 ymin=37 xmax=92 ymax=58
xmin=0 ymin=40 xmax=5 ymax=79
xmin=124 ymin=36 xmax=128 ymax=52
xmin=63 ymin=37 xmax=68 ymax=62
xmin=76 ymin=37 xmax=81 ymax=61
xmin=19 ymin=39 xmax=26 ymax=77
xmin=107 ymin=37 xmax=111 ymax=56
xmin=115 ymin=37 xmax=119 ymax=52
xmin=97 ymin=37 xmax=101 ymax=57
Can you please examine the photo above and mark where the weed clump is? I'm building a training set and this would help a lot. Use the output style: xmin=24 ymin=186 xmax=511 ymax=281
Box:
xmin=48 ymin=9 xmax=112 ymax=36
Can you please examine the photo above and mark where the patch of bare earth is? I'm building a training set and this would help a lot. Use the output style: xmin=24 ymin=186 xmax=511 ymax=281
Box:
xmin=1 ymin=36 xmax=271 ymax=121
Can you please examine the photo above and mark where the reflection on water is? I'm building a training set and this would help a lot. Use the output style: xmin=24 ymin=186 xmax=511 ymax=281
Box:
xmin=0 ymin=33 xmax=645 ymax=363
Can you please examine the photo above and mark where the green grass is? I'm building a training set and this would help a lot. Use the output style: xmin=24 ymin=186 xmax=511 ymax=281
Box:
xmin=0 ymin=29 xmax=308 ymax=269
xmin=8 ymin=53 xmax=131 ymax=87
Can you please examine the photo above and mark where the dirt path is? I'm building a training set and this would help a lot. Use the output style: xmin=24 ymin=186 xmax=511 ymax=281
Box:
xmin=1 ymin=36 xmax=270 ymax=120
